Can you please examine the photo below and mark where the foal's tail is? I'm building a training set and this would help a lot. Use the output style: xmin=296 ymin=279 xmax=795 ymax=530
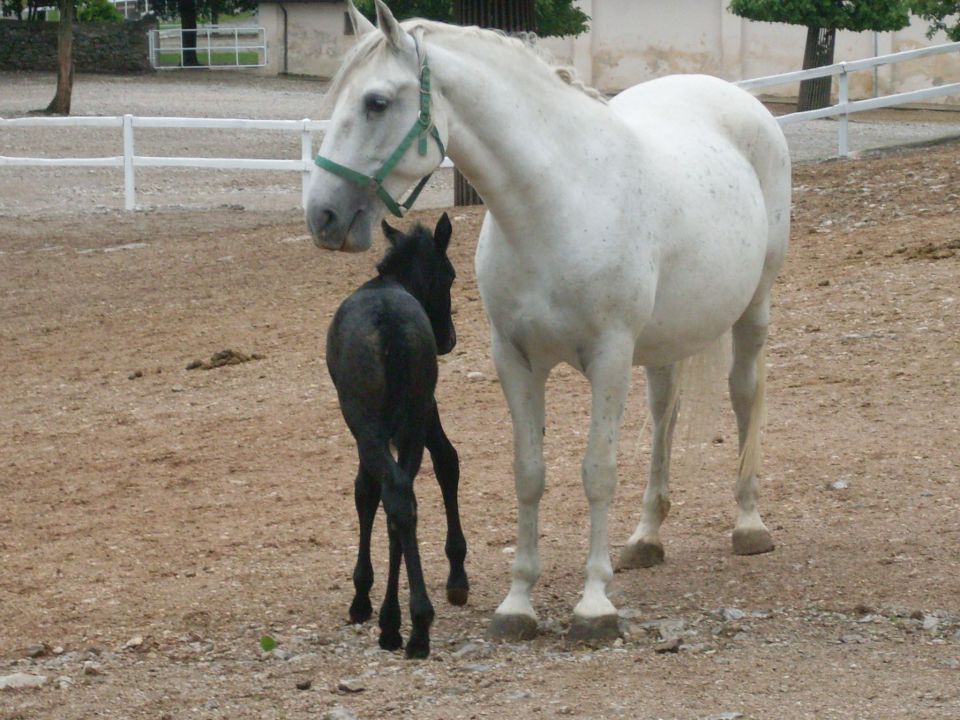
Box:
xmin=737 ymin=341 xmax=767 ymax=483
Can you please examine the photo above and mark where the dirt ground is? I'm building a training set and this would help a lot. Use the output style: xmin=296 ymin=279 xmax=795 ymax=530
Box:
xmin=2 ymin=82 xmax=960 ymax=719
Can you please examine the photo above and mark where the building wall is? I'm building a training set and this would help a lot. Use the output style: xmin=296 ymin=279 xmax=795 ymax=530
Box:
xmin=0 ymin=16 xmax=157 ymax=74
xmin=259 ymin=1 xmax=354 ymax=78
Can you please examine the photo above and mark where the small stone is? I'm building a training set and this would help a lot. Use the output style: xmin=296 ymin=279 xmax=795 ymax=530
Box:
xmin=322 ymin=706 xmax=359 ymax=720
xmin=51 ymin=646 xmax=65 ymax=655
xmin=840 ymin=634 xmax=865 ymax=644
xmin=122 ymin=635 xmax=144 ymax=650
xmin=705 ymin=713 xmax=744 ymax=720
xmin=26 ymin=643 xmax=48 ymax=658
xmin=638 ymin=619 xmax=686 ymax=641
xmin=466 ymin=371 xmax=485 ymax=381
xmin=827 ymin=479 xmax=849 ymax=490
xmin=83 ymin=661 xmax=103 ymax=676
xmin=128 ymin=370 xmax=143 ymax=380
xmin=654 ymin=637 xmax=683 ymax=654
xmin=922 ymin=615 xmax=940 ymax=632
xmin=296 ymin=679 xmax=313 ymax=690
xmin=56 ymin=676 xmax=74 ymax=690
xmin=463 ymin=663 xmax=495 ymax=672
xmin=271 ymin=648 xmax=293 ymax=661
xmin=337 ymin=678 xmax=365 ymax=693
xmin=716 ymin=608 xmax=746 ymax=622
xmin=452 ymin=641 xmax=492 ymax=659
xmin=0 ymin=673 xmax=49 ymax=690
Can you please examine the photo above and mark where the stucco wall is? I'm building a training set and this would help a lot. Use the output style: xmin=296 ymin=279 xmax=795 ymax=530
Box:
xmin=0 ymin=17 xmax=157 ymax=74
xmin=259 ymin=1 xmax=354 ymax=78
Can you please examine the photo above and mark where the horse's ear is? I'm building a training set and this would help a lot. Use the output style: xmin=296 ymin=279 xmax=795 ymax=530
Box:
xmin=374 ymin=0 xmax=408 ymax=50
xmin=434 ymin=212 xmax=452 ymax=254
xmin=346 ymin=0 xmax=375 ymax=37
xmin=381 ymin=219 xmax=402 ymax=246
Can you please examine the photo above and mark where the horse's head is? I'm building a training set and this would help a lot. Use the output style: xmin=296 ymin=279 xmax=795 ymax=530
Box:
xmin=378 ymin=213 xmax=456 ymax=354
xmin=306 ymin=0 xmax=448 ymax=253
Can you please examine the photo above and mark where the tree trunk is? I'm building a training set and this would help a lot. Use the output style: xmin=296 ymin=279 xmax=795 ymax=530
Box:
xmin=797 ymin=26 xmax=836 ymax=113
xmin=178 ymin=0 xmax=201 ymax=67
xmin=45 ymin=0 xmax=73 ymax=115
xmin=452 ymin=0 xmax=537 ymax=206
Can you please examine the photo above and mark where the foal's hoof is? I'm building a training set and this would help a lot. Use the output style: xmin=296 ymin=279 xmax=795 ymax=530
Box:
xmin=446 ymin=585 xmax=469 ymax=607
xmin=617 ymin=541 xmax=665 ymax=570
xmin=732 ymin=527 xmax=775 ymax=556
xmin=405 ymin=636 xmax=430 ymax=660
xmin=566 ymin=614 xmax=621 ymax=645
xmin=486 ymin=613 xmax=538 ymax=642
xmin=349 ymin=596 xmax=373 ymax=624
xmin=378 ymin=630 xmax=403 ymax=652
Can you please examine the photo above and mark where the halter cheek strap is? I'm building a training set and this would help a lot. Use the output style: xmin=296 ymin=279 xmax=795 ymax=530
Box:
xmin=314 ymin=52 xmax=446 ymax=218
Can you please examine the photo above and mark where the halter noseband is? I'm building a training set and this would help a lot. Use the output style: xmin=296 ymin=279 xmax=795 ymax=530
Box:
xmin=314 ymin=41 xmax=446 ymax=218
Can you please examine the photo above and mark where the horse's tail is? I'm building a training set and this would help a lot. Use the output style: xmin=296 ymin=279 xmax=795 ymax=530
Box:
xmin=736 ymin=340 xmax=767 ymax=483
xmin=670 ymin=333 xmax=730 ymax=477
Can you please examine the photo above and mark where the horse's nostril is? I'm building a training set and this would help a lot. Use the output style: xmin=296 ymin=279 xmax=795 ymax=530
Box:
xmin=320 ymin=209 xmax=336 ymax=231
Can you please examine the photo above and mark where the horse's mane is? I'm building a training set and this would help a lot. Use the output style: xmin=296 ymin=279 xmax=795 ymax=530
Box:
xmin=322 ymin=19 xmax=606 ymax=115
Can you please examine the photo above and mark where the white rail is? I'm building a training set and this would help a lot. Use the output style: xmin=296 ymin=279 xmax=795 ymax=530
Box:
xmin=736 ymin=40 xmax=960 ymax=156
xmin=147 ymin=26 xmax=268 ymax=69
xmin=0 ymin=115 xmax=328 ymax=210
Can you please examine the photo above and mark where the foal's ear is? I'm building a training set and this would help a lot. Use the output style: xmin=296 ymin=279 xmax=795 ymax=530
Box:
xmin=346 ymin=0 xmax=375 ymax=36
xmin=381 ymin=219 xmax=403 ymax=246
xmin=374 ymin=0 xmax=408 ymax=50
xmin=433 ymin=212 xmax=452 ymax=254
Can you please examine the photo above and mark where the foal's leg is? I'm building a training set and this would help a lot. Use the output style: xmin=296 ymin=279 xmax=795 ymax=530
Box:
xmin=350 ymin=466 xmax=381 ymax=623
xmin=729 ymin=302 xmax=774 ymax=555
xmin=425 ymin=402 xmax=469 ymax=606
xmin=488 ymin=333 xmax=548 ymax=641
xmin=392 ymin=429 xmax=434 ymax=659
xmin=378 ymin=525 xmax=403 ymax=651
xmin=569 ymin=334 xmax=634 ymax=642
xmin=620 ymin=363 xmax=681 ymax=569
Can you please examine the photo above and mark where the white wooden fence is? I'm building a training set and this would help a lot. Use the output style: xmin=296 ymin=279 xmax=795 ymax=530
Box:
xmin=2 ymin=41 xmax=959 ymax=212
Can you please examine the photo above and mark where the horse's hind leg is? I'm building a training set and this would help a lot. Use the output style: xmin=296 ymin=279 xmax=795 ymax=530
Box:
xmin=569 ymin=334 xmax=634 ymax=642
xmin=729 ymin=301 xmax=774 ymax=556
xmin=620 ymin=363 xmax=680 ymax=569
xmin=378 ymin=525 xmax=403 ymax=651
xmin=392 ymin=430 xmax=434 ymax=659
xmin=425 ymin=402 xmax=468 ymax=606
xmin=349 ymin=466 xmax=381 ymax=623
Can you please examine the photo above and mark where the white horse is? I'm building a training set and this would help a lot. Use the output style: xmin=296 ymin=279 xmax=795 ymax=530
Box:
xmin=306 ymin=0 xmax=791 ymax=642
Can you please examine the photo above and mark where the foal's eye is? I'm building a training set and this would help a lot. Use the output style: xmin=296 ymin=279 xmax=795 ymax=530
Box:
xmin=364 ymin=95 xmax=390 ymax=115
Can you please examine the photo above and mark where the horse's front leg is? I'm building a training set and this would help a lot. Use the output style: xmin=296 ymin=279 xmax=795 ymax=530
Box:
xmin=487 ymin=333 xmax=548 ymax=642
xmin=620 ymin=363 xmax=680 ymax=569
xmin=349 ymin=466 xmax=381 ymax=623
xmin=569 ymin=334 xmax=634 ymax=642
xmin=425 ymin=402 xmax=469 ymax=606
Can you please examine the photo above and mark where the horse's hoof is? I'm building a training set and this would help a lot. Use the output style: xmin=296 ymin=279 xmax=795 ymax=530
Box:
xmin=447 ymin=585 xmax=469 ymax=606
xmin=618 ymin=541 xmax=665 ymax=570
xmin=486 ymin=613 xmax=538 ymax=642
xmin=566 ymin=614 xmax=621 ymax=645
xmin=349 ymin=596 xmax=373 ymax=624
xmin=732 ymin=527 xmax=774 ymax=556
xmin=378 ymin=630 xmax=403 ymax=652
xmin=405 ymin=636 xmax=430 ymax=659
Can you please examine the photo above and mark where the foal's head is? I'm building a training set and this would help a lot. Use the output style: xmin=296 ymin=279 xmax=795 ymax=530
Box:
xmin=378 ymin=213 xmax=456 ymax=354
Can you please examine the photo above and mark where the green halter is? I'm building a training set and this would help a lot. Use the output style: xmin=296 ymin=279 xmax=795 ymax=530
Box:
xmin=314 ymin=46 xmax=446 ymax=218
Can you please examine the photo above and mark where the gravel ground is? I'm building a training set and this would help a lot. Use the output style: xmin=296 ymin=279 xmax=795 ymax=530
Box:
xmin=2 ymin=71 xmax=959 ymax=216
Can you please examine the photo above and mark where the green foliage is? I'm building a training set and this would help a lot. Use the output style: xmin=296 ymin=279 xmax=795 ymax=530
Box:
xmin=728 ymin=0 xmax=911 ymax=32
xmin=259 ymin=635 xmax=277 ymax=652
xmin=77 ymin=0 xmax=124 ymax=22
xmin=910 ymin=1 xmax=960 ymax=39
xmin=354 ymin=0 xmax=589 ymax=37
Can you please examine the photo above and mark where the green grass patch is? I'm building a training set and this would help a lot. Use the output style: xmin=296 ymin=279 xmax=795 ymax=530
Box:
xmin=156 ymin=50 xmax=261 ymax=67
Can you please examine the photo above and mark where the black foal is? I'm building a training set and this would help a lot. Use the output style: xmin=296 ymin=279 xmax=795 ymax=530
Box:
xmin=326 ymin=213 xmax=467 ymax=659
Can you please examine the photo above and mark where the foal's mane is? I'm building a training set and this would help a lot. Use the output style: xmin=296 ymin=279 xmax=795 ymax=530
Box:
xmin=322 ymin=19 xmax=606 ymax=115
xmin=376 ymin=225 xmax=428 ymax=279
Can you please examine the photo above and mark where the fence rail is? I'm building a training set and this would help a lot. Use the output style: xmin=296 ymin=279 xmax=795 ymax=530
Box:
xmin=147 ymin=26 xmax=268 ymax=69
xmin=736 ymin=40 xmax=960 ymax=155
xmin=2 ymin=41 xmax=959 ymax=211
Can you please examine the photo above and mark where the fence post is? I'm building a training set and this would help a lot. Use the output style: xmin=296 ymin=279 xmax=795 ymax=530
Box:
xmin=123 ymin=114 xmax=136 ymax=211
xmin=838 ymin=64 xmax=849 ymax=157
xmin=301 ymin=119 xmax=312 ymax=210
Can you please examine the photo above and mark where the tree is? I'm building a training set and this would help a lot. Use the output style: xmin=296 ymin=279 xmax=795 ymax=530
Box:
xmin=76 ymin=0 xmax=123 ymax=21
xmin=729 ymin=0 xmax=912 ymax=111
xmin=45 ymin=0 xmax=74 ymax=114
xmin=150 ymin=0 xmax=257 ymax=66
xmin=911 ymin=1 xmax=960 ymax=40
xmin=355 ymin=0 xmax=589 ymax=37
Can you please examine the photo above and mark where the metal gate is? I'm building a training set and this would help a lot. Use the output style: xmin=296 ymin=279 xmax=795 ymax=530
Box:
xmin=148 ymin=26 xmax=267 ymax=69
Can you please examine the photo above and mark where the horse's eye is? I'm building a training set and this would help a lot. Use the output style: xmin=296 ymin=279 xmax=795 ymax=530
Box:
xmin=364 ymin=95 xmax=390 ymax=115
